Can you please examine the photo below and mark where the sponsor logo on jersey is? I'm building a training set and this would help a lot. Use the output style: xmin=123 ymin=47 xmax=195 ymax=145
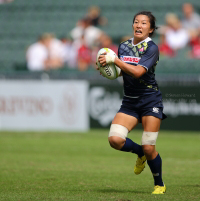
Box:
xmin=120 ymin=56 xmax=141 ymax=64
xmin=152 ymin=107 xmax=159 ymax=114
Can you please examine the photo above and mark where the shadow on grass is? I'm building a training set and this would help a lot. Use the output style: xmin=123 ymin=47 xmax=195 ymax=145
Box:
xmin=96 ymin=188 xmax=148 ymax=194
xmin=182 ymin=184 xmax=200 ymax=188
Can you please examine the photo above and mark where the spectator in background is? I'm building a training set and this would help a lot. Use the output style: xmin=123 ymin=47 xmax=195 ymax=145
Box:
xmin=26 ymin=35 xmax=50 ymax=71
xmin=26 ymin=33 xmax=64 ymax=71
xmin=83 ymin=17 xmax=103 ymax=48
xmin=47 ymin=34 xmax=65 ymax=68
xmin=0 ymin=0 xmax=14 ymax=4
xmin=189 ymin=35 xmax=200 ymax=59
xmin=158 ymin=33 xmax=175 ymax=57
xmin=60 ymin=36 xmax=78 ymax=69
xmin=164 ymin=13 xmax=189 ymax=51
xmin=100 ymin=34 xmax=118 ymax=54
xmin=77 ymin=35 xmax=91 ymax=71
xmin=70 ymin=19 xmax=85 ymax=43
xmin=70 ymin=17 xmax=103 ymax=48
xmin=182 ymin=3 xmax=200 ymax=35
xmin=86 ymin=6 xmax=108 ymax=27
xmin=182 ymin=3 xmax=200 ymax=58
xmin=90 ymin=41 xmax=100 ymax=68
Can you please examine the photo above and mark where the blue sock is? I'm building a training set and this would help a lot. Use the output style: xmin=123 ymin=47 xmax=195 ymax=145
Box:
xmin=147 ymin=154 xmax=164 ymax=186
xmin=120 ymin=138 xmax=144 ymax=157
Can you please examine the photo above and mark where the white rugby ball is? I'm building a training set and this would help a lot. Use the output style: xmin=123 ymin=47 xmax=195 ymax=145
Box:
xmin=96 ymin=48 xmax=121 ymax=80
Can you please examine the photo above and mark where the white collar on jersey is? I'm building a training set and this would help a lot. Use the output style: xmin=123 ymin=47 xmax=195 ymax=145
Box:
xmin=131 ymin=37 xmax=152 ymax=46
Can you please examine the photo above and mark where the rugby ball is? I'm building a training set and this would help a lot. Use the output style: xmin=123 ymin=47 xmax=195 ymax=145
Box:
xmin=96 ymin=48 xmax=121 ymax=80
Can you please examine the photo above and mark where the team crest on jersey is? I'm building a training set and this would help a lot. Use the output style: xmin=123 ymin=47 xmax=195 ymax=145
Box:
xmin=139 ymin=47 xmax=144 ymax=54
xmin=120 ymin=56 xmax=141 ymax=64
xmin=152 ymin=107 xmax=159 ymax=114
xmin=137 ymin=42 xmax=148 ymax=54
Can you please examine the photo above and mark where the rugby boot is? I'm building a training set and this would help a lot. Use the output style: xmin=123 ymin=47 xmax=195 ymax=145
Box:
xmin=134 ymin=155 xmax=146 ymax=175
xmin=152 ymin=185 xmax=166 ymax=194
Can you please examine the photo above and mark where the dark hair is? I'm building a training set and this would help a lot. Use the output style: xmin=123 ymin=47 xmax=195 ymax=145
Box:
xmin=133 ymin=11 xmax=158 ymax=37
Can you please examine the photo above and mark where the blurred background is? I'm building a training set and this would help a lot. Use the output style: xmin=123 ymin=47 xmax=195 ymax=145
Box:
xmin=0 ymin=0 xmax=200 ymax=131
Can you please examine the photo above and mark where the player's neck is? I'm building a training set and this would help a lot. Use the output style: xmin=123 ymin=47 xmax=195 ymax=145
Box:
xmin=132 ymin=36 xmax=151 ymax=46
xmin=133 ymin=37 xmax=146 ymax=45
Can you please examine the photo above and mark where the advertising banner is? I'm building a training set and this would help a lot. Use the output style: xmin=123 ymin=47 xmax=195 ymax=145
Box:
xmin=89 ymin=82 xmax=200 ymax=131
xmin=89 ymin=83 xmax=123 ymax=128
xmin=160 ymin=85 xmax=200 ymax=131
xmin=0 ymin=81 xmax=89 ymax=131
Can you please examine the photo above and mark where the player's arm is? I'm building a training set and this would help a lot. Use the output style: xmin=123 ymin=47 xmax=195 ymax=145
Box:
xmin=98 ymin=54 xmax=146 ymax=79
xmin=114 ymin=58 xmax=146 ymax=78
xmin=99 ymin=44 xmax=159 ymax=78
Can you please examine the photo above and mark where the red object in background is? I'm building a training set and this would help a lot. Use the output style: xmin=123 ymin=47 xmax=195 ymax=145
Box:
xmin=158 ymin=43 xmax=175 ymax=57
xmin=191 ymin=44 xmax=200 ymax=59
xmin=78 ymin=45 xmax=91 ymax=64
xmin=108 ymin=44 xmax=118 ymax=55
xmin=98 ymin=44 xmax=118 ymax=57
xmin=190 ymin=37 xmax=199 ymax=46
xmin=189 ymin=37 xmax=200 ymax=59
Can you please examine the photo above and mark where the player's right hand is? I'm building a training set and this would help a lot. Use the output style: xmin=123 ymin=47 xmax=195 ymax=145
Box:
xmin=98 ymin=52 xmax=107 ymax=67
xmin=95 ymin=62 xmax=105 ymax=77
xmin=95 ymin=62 xmax=99 ymax=71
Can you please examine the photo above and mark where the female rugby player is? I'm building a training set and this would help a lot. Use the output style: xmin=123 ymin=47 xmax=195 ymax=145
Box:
xmin=98 ymin=11 xmax=166 ymax=194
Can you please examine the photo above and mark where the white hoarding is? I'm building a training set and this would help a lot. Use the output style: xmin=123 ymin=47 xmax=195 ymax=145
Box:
xmin=0 ymin=81 xmax=89 ymax=131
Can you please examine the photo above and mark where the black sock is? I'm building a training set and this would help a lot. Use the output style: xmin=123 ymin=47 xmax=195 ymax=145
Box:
xmin=147 ymin=154 xmax=164 ymax=186
xmin=120 ymin=138 xmax=144 ymax=157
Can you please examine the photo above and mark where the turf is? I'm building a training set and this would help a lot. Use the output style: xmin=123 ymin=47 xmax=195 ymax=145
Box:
xmin=0 ymin=129 xmax=200 ymax=201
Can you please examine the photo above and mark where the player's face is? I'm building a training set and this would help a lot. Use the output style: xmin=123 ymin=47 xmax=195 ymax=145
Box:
xmin=133 ymin=15 xmax=153 ymax=43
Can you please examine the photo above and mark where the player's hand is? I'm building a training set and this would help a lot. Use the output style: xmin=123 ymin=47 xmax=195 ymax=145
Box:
xmin=98 ymin=52 xmax=107 ymax=67
xmin=99 ymin=52 xmax=116 ymax=66
xmin=95 ymin=62 xmax=105 ymax=77
xmin=95 ymin=62 xmax=99 ymax=71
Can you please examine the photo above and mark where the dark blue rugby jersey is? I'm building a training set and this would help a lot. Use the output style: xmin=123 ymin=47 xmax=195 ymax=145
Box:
xmin=118 ymin=37 xmax=161 ymax=97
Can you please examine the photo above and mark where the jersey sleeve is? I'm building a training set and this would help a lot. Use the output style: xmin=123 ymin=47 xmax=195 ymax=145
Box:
xmin=118 ymin=43 xmax=122 ymax=57
xmin=118 ymin=43 xmax=127 ymax=58
xmin=138 ymin=44 xmax=159 ymax=71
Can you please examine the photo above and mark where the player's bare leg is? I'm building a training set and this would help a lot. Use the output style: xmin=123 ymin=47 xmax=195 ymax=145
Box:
xmin=108 ymin=113 xmax=145 ymax=174
xmin=142 ymin=116 xmax=160 ymax=160
xmin=108 ymin=112 xmax=138 ymax=150
xmin=109 ymin=115 xmax=146 ymax=175
xmin=142 ymin=116 xmax=166 ymax=194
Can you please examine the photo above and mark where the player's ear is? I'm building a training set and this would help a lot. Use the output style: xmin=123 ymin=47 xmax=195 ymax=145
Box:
xmin=149 ymin=28 xmax=154 ymax=34
xmin=132 ymin=24 xmax=134 ymax=32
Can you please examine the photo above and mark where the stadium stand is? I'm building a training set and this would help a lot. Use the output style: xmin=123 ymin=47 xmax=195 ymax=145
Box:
xmin=0 ymin=0 xmax=199 ymax=79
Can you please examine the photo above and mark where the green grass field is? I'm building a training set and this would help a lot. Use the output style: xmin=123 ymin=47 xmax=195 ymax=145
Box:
xmin=0 ymin=129 xmax=200 ymax=201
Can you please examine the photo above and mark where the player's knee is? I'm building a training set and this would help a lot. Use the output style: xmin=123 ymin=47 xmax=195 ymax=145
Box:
xmin=108 ymin=136 xmax=125 ymax=150
xmin=142 ymin=145 xmax=155 ymax=156
xmin=141 ymin=131 xmax=158 ymax=157
xmin=108 ymin=124 xmax=128 ymax=150
xmin=141 ymin=131 xmax=158 ymax=146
